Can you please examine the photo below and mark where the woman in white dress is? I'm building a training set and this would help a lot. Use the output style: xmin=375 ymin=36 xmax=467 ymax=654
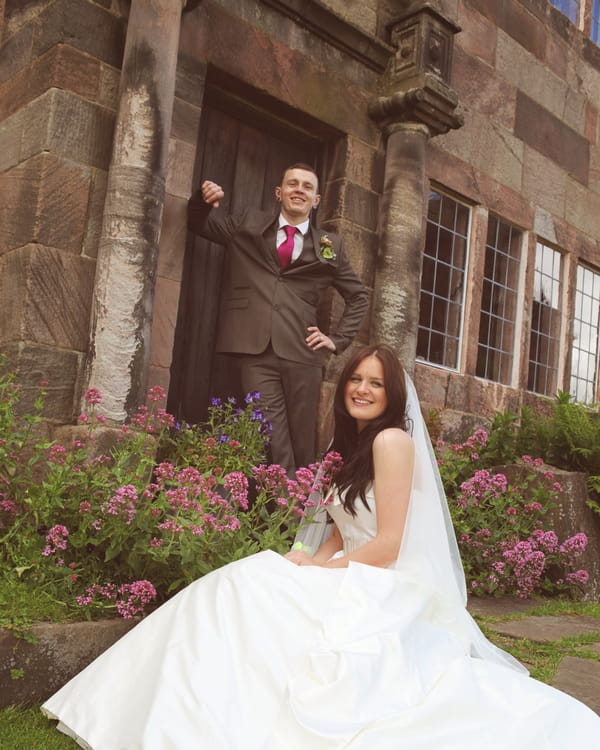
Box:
xmin=42 ymin=344 xmax=600 ymax=749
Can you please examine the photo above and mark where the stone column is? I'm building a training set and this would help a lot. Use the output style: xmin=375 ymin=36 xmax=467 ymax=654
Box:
xmin=369 ymin=4 xmax=463 ymax=375
xmin=372 ymin=122 xmax=429 ymax=372
xmin=85 ymin=0 xmax=188 ymax=422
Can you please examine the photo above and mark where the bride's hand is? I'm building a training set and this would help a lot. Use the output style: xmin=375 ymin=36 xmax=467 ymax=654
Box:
xmin=284 ymin=549 xmax=317 ymax=566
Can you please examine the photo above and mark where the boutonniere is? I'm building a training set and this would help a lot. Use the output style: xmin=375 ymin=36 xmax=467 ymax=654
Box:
xmin=319 ymin=235 xmax=336 ymax=260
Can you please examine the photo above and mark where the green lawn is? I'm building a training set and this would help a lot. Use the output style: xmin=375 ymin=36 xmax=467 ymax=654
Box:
xmin=0 ymin=706 xmax=75 ymax=749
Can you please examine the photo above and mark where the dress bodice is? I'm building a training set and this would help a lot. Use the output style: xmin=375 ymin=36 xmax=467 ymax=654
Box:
xmin=325 ymin=486 xmax=377 ymax=555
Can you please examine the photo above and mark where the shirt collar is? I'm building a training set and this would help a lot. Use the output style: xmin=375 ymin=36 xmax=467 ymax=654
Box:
xmin=278 ymin=214 xmax=310 ymax=236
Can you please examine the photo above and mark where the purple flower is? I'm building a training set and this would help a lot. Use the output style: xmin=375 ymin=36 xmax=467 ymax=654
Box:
xmin=42 ymin=524 xmax=69 ymax=557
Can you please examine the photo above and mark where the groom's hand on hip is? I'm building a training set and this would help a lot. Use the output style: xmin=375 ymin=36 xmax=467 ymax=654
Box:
xmin=306 ymin=327 xmax=336 ymax=353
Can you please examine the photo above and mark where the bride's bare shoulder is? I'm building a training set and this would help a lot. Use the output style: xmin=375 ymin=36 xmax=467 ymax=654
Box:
xmin=372 ymin=427 xmax=414 ymax=451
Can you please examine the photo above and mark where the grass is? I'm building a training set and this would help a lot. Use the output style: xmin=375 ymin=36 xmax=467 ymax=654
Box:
xmin=1 ymin=599 xmax=598 ymax=747
xmin=472 ymin=598 xmax=600 ymax=683
xmin=0 ymin=707 xmax=74 ymax=749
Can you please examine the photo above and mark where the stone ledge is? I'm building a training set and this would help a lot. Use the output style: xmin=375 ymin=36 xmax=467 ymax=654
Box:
xmin=0 ymin=619 xmax=136 ymax=709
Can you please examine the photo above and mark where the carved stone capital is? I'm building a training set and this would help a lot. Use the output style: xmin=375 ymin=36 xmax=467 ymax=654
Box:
xmin=370 ymin=3 xmax=463 ymax=138
xmin=368 ymin=73 xmax=463 ymax=137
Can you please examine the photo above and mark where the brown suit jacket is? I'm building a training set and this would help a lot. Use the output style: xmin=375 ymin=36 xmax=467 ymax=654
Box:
xmin=188 ymin=194 xmax=368 ymax=366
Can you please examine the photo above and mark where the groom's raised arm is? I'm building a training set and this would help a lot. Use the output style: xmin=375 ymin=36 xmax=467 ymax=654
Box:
xmin=187 ymin=180 xmax=240 ymax=245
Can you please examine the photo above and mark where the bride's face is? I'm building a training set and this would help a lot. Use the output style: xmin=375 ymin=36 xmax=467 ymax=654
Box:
xmin=344 ymin=355 xmax=388 ymax=431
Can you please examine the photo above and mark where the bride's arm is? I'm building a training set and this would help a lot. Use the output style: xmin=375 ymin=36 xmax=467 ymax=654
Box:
xmin=285 ymin=523 xmax=343 ymax=565
xmin=321 ymin=428 xmax=414 ymax=569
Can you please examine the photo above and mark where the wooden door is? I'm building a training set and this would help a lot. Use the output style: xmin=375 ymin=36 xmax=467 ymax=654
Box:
xmin=168 ymin=95 xmax=322 ymax=424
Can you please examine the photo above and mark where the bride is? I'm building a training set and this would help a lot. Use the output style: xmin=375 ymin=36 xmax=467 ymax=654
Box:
xmin=42 ymin=343 xmax=600 ymax=748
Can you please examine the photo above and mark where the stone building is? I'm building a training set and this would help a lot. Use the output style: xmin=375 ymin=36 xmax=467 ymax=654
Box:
xmin=1 ymin=0 xmax=600 ymax=446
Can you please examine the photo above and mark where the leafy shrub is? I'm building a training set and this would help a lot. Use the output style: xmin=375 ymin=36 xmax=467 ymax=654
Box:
xmin=0 ymin=356 xmax=341 ymax=621
xmin=436 ymin=431 xmax=589 ymax=599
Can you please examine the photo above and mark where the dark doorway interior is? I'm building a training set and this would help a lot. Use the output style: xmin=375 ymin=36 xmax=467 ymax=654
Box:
xmin=168 ymin=73 xmax=327 ymax=424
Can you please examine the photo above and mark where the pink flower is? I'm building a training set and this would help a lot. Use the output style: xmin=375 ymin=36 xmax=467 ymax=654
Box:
xmin=84 ymin=388 xmax=103 ymax=405
xmin=42 ymin=524 xmax=69 ymax=557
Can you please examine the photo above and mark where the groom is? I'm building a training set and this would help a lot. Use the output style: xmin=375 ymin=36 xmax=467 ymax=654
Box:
xmin=187 ymin=163 xmax=368 ymax=474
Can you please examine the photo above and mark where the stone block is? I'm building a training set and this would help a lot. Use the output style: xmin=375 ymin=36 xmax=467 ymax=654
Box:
xmin=171 ymin=97 xmax=202 ymax=145
xmin=3 ymin=0 xmax=55 ymax=38
xmin=2 ymin=343 xmax=81 ymax=422
xmin=522 ymin=146 xmax=566 ymax=219
xmin=552 ymin=657 xmax=600 ymax=715
xmin=488 ymin=615 xmax=600 ymax=643
xmin=515 ymin=92 xmax=589 ymax=185
xmin=150 ymin=276 xmax=180 ymax=371
xmin=0 ymin=620 xmax=136 ymax=708
xmin=0 ymin=244 xmax=95 ymax=351
xmin=180 ymin=2 xmax=380 ymax=145
xmin=166 ymin=138 xmax=196 ymax=199
xmin=0 ymin=152 xmax=91 ymax=254
xmin=82 ymin=168 xmax=108 ymax=260
xmin=453 ymin=46 xmax=516 ymax=131
xmin=98 ymin=62 xmax=121 ymax=110
xmin=0 ymin=43 xmax=101 ymax=121
xmin=32 ymin=0 xmax=126 ymax=69
xmin=455 ymin=0 xmax=497 ymax=67
xmin=565 ymin=175 xmax=600 ymax=239
xmin=175 ymin=52 xmax=207 ymax=108
xmin=328 ymin=135 xmax=382 ymax=194
xmin=439 ymin=109 xmax=524 ymax=194
xmin=467 ymin=0 xmax=545 ymax=59
xmin=0 ymin=108 xmax=22 ymax=173
xmin=495 ymin=30 xmax=576 ymax=128
xmin=0 ymin=22 xmax=33 ymax=84
xmin=319 ymin=0 xmax=377 ymax=36
xmin=157 ymin=193 xmax=187 ymax=282
xmin=321 ymin=179 xmax=379 ymax=232
xmin=20 ymin=88 xmax=115 ymax=170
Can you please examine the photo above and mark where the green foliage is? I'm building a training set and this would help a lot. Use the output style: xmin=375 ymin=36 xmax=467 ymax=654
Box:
xmin=0 ymin=358 xmax=339 ymax=623
xmin=436 ymin=434 xmax=589 ymax=599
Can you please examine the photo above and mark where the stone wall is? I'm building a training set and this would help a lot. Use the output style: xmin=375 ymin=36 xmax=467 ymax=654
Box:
xmin=0 ymin=0 xmax=126 ymax=420
xmin=415 ymin=0 xmax=600 ymax=419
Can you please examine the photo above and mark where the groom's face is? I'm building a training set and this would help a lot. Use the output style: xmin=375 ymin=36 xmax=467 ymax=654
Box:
xmin=275 ymin=168 xmax=321 ymax=224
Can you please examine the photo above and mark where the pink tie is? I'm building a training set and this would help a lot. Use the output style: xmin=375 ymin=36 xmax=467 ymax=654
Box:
xmin=277 ymin=225 xmax=297 ymax=268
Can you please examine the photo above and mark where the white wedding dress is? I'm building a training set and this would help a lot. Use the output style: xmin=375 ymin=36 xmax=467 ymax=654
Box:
xmin=42 ymin=379 xmax=600 ymax=749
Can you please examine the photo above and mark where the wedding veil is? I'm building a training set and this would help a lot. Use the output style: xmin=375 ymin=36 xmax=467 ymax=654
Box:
xmin=295 ymin=370 xmax=526 ymax=674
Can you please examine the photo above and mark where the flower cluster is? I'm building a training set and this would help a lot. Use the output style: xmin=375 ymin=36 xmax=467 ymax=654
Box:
xmin=0 ymin=356 xmax=343 ymax=621
xmin=437 ymin=431 xmax=590 ymax=599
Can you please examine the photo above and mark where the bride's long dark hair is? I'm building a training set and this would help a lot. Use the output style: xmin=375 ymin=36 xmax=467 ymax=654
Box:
xmin=332 ymin=343 xmax=409 ymax=516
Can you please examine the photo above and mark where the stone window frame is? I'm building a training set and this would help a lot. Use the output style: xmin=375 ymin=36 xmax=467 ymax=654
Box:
xmin=527 ymin=241 xmax=564 ymax=397
xmin=417 ymin=187 xmax=471 ymax=371
xmin=569 ymin=263 xmax=600 ymax=403
xmin=550 ymin=0 xmax=581 ymax=25
xmin=475 ymin=215 xmax=524 ymax=387
xmin=591 ymin=0 xmax=600 ymax=42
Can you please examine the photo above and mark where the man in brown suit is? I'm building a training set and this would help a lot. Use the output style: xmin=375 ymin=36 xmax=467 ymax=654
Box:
xmin=187 ymin=164 xmax=368 ymax=473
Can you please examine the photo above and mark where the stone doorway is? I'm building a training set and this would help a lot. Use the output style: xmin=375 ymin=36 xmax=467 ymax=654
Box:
xmin=167 ymin=80 xmax=323 ymax=424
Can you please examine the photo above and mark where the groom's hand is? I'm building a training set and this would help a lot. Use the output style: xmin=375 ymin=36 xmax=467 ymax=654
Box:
xmin=201 ymin=180 xmax=225 ymax=208
xmin=306 ymin=326 xmax=335 ymax=353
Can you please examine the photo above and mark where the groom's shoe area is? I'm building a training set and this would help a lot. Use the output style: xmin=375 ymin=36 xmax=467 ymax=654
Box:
xmin=467 ymin=597 xmax=600 ymax=716
xmin=0 ymin=600 xmax=599 ymax=714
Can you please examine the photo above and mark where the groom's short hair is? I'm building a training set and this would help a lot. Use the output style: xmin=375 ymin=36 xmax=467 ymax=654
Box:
xmin=280 ymin=163 xmax=319 ymax=189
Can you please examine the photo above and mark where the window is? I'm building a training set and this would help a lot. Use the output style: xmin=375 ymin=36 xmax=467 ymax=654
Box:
xmin=528 ymin=242 xmax=563 ymax=396
xmin=476 ymin=216 xmax=522 ymax=385
xmin=417 ymin=190 xmax=469 ymax=369
xmin=550 ymin=0 xmax=580 ymax=24
xmin=570 ymin=264 xmax=600 ymax=403
xmin=592 ymin=0 xmax=600 ymax=43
